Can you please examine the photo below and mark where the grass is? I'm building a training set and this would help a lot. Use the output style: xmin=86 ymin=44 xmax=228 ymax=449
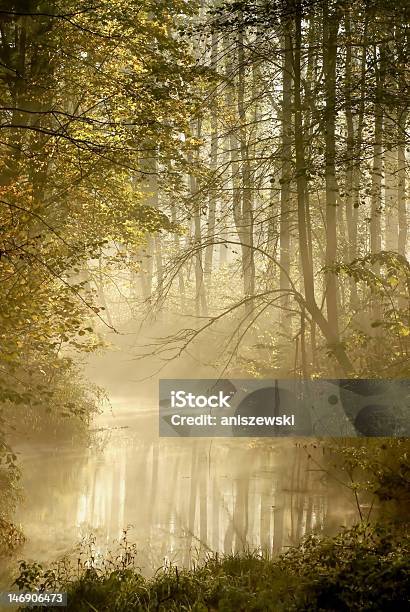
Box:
xmin=13 ymin=521 xmax=410 ymax=611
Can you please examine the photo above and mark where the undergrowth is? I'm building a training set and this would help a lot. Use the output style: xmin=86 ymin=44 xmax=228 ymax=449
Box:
xmin=14 ymin=521 xmax=410 ymax=611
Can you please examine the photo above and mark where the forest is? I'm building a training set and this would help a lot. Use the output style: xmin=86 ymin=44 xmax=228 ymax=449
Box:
xmin=0 ymin=0 xmax=409 ymax=610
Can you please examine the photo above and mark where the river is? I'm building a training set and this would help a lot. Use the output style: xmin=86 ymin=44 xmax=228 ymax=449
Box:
xmin=14 ymin=408 xmax=358 ymax=573
xmin=10 ymin=330 xmax=360 ymax=575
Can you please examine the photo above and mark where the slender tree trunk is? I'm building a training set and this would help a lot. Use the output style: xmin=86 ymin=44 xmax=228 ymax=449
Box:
xmin=384 ymin=113 xmax=399 ymax=251
xmin=397 ymin=109 xmax=408 ymax=256
xmin=293 ymin=5 xmax=315 ymax=313
xmin=188 ymin=121 xmax=208 ymax=317
xmin=370 ymin=68 xmax=383 ymax=260
xmin=370 ymin=53 xmax=384 ymax=327
xmin=293 ymin=1 xmax=353 ymax=374
xmin=237 ymin=21 xmax=255 ymax=314
xmin=191 ymin=174 xmax=208 ymax=318
xmin=279 ymin=26 xmax=292 ymax=337
xmin=323 ymin=2 xmax=341 ymax=341
xmin=147 ymin=155 xmax=164 ymax=302
xmin=344 ymin=10 xmax=367 ymax=309
xmin=344 ymin=9 xmax=355 ymax=268
xmin=226 ymin=29 xmax=255 ymax=316
xmin=154 ymin=236 xmax=163 ymax=298
xmin=204 ymin=32 xmax=218 ymax=281
xmin=170 ymin=202 xmax=186 ymax=309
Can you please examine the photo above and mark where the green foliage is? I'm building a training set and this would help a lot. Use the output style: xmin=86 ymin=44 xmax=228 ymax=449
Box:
xmin=332 ymin=252 xmax=410 ymax=376
xmin=333 ymin=252 xmax=410 ymax=297
xmin=3 ymin=360 xmax=104 ymax=443
xmin=0 ymin=0 xmax=203 ymax=522
xmin=277 ymin=522 xmax=410 ymax=611
xmin=0 ymin=436 xmax=23 ymax=556
xmin=13 ymin=523 xmax=409 ymax=611
xmin=325 ymin=438 xmax=410 ymax=522
xmin=0 ymin=517 xmax=25 ymax=557
xmin=0 ymin=0 xmax=201 ymax=401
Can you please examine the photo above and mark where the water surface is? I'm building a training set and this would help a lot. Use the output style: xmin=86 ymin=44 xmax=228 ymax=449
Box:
xmin=14 ymin=396 xmax=359 ymax=573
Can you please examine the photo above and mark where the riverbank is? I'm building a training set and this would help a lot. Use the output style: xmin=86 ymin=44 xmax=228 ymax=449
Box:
xmin=13 ymin=521 xmax=409 ymax=611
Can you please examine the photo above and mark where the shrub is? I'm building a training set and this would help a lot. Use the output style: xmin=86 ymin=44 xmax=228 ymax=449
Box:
xmin=14 ymin=522 xmax=409 ymax=611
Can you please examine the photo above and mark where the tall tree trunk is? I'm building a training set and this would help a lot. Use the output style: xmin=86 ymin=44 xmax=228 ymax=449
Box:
xmin=191 ymin=173 xmax=208 ymax=318
xmin=293 ymin=5 xmax=315 ymax=315
xmin=344 ymin=9 xmax=367 ymax=309
xmin=204 ymin=31 xmax=218 ymax=281
xmin=189 ymin=121 xmax=208 ymax=317
xmin=279 ymin=25 xmax=293 ymax=339
xmin=237 ymin=21 xmax=255 ymax=314
xmin=323 ymin=1 xmax=341 ymax=340
xmin=397 ymin=109 xmax=408 ymax=257
xmin=147 ymin=154 xmax=164 ymax=304
xmin=370 ymin=61 xmax=383 ymax=261
xmin=370 ymin=51 xmax=384 ymax=327
xmin=293 ymin=1 xmax=353 ymax=374
xmin=225 ymin=30 xmax=254 ymax=314
xmin=384 ymin=113 xmax=399 ymax=251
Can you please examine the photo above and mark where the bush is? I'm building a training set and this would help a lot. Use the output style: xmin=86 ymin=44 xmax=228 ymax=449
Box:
xmin=0 ymin=437 xmax=24 ymax=557
xmin=323 ymin=438 xmax=410 ymax=522
xmin=13 ymin=522 xmax=409 ymax=611
xmin=3 ymin=359 xmax=104 ymax=444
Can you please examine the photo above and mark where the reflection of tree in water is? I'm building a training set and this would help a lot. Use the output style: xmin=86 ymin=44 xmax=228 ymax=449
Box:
xmin=16 ymin=435 xmax=359 ymax=571
xmin=166 ymin=442 xmax=348 ymax=565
